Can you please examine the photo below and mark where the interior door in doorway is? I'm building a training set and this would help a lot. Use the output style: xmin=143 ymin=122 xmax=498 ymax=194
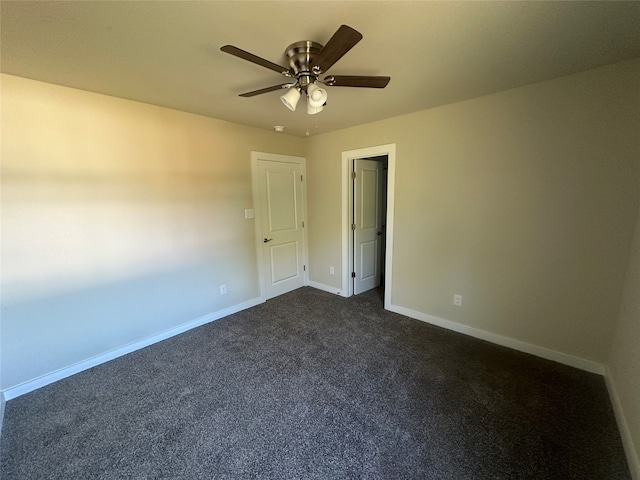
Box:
xmin=256 ymin=157 xmax=306 ymax=299
xmin=353 ymin=159 xmax=384 ymax=295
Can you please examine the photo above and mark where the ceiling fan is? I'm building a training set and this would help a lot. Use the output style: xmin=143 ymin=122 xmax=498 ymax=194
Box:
xmin=221 ymin=25 xmax=390 ymax=115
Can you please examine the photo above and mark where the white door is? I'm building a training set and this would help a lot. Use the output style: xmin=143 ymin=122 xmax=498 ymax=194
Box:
xmin=254 ymin=154 xmax=306 ymax=299
xmin=353 ymin=159 xmax=384 ymax=295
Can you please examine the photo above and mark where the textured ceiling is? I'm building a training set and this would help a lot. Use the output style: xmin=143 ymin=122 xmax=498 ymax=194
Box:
xmin=2 ymin=1 xmax=639 ymax=137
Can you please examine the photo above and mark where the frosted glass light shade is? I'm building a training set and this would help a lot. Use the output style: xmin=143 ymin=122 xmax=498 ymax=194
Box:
xmin=307 ymin=101 xmax=324 ymax=115
xmin=307 ymin=83 xmax=328 ymax=108
xmin=280 ymin=88 xmax=301 ymax=111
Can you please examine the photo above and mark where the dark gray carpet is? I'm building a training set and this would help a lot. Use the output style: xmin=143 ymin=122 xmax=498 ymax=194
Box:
xmin=0 ymin=287 xmax=630 ymax=479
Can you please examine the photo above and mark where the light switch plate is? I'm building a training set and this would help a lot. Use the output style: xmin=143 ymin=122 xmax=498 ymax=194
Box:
xmin=244 ymin=209 xmax=254 ymax=219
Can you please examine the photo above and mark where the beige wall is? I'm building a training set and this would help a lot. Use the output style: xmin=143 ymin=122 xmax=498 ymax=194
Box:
xmin=2 ymin=59 xmax=639 ymax=419
xmin=0 ymin=74 xmax=305 ymax=390
xmin=306 ymin=59 xmax=640 ymax=364
xmin=608 ymin=196 xmax=640 ymax=478
xmin=1 ymin=60 xmax=639 ymax=471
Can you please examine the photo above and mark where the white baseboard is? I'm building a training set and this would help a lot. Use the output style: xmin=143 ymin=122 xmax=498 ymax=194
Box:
xmin=387 ymin=303 xmax=605 ymax=375
xmin=0 ymin=391 xmax=5 ymax=440
xmin=605 ymin=367 xmax=640 ymax=480
xmin=307 ymin=281 xmax=342 ymax=296
xmin=2 ymin=297 xmax=264 ymax=401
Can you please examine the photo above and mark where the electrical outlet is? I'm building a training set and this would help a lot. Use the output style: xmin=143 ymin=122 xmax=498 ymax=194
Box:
xmin=220 ymin=284 xmax=227 ymax=295
xmin=453 ymin=294 xmax=463 ymax=307
xmin=329 ymin=266 xmax=335 ymax=275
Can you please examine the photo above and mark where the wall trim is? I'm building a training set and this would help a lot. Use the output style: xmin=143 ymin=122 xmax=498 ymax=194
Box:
xmin=2 ymin=297 xmax=264 ymax=401
xmin=0 ymin=391 xmax=5 ymax=440
xmin=605 ymin=367 xmax=640 ymax=480
xmin=341 ymin=144 xmax=397 ymax=302
xmin=387 ymin=303 xmax=605 ymax=375
xmin=307 ymin=281 xmax=342 ymax=296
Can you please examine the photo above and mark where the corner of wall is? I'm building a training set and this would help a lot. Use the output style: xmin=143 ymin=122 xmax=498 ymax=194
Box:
xmin=605 ymin=366 xmax=640 ymax=480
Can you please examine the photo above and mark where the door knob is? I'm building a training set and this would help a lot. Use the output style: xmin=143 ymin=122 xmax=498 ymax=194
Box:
xmin=377 ymin=231 xmax=382 ymax=236
xmin=264 ymin=238 xmax=273 ymax=243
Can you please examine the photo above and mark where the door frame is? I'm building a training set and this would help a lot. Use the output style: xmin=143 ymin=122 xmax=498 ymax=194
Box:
xmin=341 ymin=144 xmax=396 ymax=307
xmin=251 ymin=151 xmax=309 ymax=301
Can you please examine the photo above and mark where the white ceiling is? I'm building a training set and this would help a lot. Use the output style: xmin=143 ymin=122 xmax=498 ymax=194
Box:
xmin=2 ymin=1 xmax=639 ymax=137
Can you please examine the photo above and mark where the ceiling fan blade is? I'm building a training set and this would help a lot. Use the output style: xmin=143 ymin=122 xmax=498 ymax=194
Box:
xmin=221 ymin=45 xmax=291 ymax=76
xmin=323 ymin=75 xmax=390 ymax=88
xmin=312 ymin=25 xmax=363 ymax=74
xmin=239 ymin=84 xmax=294 ymax=97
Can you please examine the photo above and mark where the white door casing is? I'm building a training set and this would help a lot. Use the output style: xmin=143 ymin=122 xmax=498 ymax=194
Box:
xmin=341 ymin=144 xmax=396 ymax=307
xmin=353 ymin=159 xmax=384 ymax=295
xmin=252 ymin=152 xmax=307 ymax=300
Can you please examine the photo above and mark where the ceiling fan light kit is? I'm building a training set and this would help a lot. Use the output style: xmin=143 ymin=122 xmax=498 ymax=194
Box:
xmin=221 ymin=25 xmax=390 ymax=116
xmin=306 ymin=102 xmax=324 ymax=115
xmin=307 ymin=83 xmax=328 ymax=108
xmin=280 ymin=87 xmax=301 ymax=111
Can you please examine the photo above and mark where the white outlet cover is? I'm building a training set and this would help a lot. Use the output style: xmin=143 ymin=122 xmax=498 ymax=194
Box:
xmin=453 ymin=294 xmax=463 ymax=306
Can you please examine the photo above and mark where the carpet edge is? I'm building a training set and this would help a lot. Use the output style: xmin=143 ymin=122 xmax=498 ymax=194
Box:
xmin=1 ymin=297 xmax=264 ymax=401
xmin=0 ymin=391 xmax=5 ymax=440
xmin=307 ymin=281 xmax=343 ymax=296
xmin=605 ymin=366 xmax=640 ymax=480
xmin=386 ymin=303 xmax=605 ymax=374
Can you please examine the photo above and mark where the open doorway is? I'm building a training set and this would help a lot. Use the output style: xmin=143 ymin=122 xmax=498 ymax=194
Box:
xmin=352 ymin=155 xmax=388 ymax=295
xmin=341 ymin=144 xmax=396 ymax=308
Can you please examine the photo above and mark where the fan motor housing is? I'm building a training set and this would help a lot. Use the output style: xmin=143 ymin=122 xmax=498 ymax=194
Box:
xmin=285 ymin=41 xmax=323 ymax=78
